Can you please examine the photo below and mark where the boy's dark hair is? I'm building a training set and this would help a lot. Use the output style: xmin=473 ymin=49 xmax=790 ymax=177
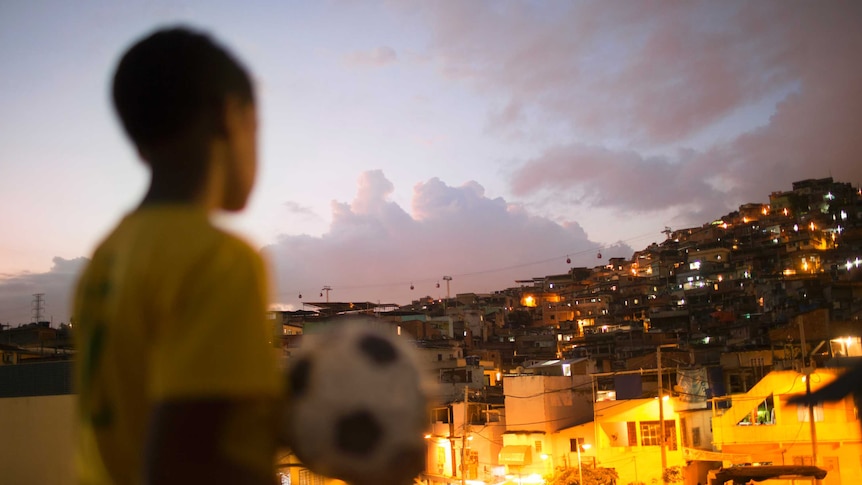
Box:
xmin=112 ymin=26 xmax=254 ymax=150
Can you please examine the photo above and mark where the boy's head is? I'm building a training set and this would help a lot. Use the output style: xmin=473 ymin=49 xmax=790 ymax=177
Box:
xmin=112 ymin=26 xmax=257 ymax=211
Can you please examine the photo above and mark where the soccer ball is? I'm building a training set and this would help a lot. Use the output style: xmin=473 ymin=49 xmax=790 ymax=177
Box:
xmin=281 ymin=318 xmax=429 ymax=485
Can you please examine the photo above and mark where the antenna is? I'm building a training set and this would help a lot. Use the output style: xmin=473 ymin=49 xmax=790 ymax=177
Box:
xmin=32 ymin=293 xmax=46 ymax=324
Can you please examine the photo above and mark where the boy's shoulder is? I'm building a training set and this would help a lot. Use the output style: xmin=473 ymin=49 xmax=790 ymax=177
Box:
xmin=90 ymin=206 xmax=261 ymax=275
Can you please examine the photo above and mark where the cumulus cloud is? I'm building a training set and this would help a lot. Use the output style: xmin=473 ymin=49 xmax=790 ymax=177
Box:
xmin=343 ymin=46 xmax=398 ymax=68
xmin=263 ymin=171 xmax=633 ymax=309
xmin=396 ymin=1 xmax=862 ymax=224
xmin=0 ymin=256 xmax=86 ymax=326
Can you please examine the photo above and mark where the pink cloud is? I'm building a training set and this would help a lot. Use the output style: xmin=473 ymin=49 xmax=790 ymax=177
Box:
xmin=263 ymin=171 xmax=630 ymax=308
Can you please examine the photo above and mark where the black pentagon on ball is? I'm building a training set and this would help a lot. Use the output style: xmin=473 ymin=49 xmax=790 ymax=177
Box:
xmin=335 ymin=409 xmax=383 ymax=456
xmin=287 ymin=357 xmax=312 ymax=398
xmin=358 ymin=333 xmax=399 ymax=365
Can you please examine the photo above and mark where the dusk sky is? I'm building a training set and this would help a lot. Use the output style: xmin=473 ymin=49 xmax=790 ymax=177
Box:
xmin=2 ymin=1 xmax=861 ymax=325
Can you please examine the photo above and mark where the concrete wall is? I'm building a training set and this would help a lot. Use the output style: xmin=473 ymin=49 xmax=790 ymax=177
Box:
xmin=503 ymin=374 xmax=593 ymax=434
xmin=0 ymin=395 xmax=75 ymax=485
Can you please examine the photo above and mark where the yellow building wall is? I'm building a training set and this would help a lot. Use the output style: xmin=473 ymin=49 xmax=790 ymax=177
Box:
xmin=712 ymin=370 xmax=862 ymax=485
xmin=501 ymin=431 xmax=555 ymax=480
xmin=0 ymin=395 xmax=76 ymax=485
xmin=592 ymin=398 xmax=687 ymax=485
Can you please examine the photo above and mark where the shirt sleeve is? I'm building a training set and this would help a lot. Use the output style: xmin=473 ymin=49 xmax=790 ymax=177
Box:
xmin=150 ymin=237 xmax=281 ymax=401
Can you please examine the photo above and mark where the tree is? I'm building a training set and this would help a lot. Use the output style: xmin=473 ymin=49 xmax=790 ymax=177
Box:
xmin=546 ymin=466 xmax=619 ymax=485
xmin=661 ymin=466 xmax=683 ymax=484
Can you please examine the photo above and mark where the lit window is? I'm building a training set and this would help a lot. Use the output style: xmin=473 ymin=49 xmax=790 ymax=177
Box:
xmin=797 ymin=404 xmax=824 ymax=422
xmin=640 ymin=421 xmax=677 ymax=449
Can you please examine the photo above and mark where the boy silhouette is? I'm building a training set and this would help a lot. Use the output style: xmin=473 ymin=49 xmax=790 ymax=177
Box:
xmin=73 ymin=27 xmax=281 ymax=484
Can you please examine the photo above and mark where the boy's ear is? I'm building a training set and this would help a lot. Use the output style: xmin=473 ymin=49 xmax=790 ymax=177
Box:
xmin=217 ymin=95 xmax=247 ymax=139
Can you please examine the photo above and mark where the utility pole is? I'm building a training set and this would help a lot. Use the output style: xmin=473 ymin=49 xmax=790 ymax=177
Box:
xmin=321 ymin=286 xmax=332 ymax=303
xmin=443 ymin=276 xmax=452 ymax=310
xmin=461 ymin=385 xmax=468 ymax=485
xmin=656 ymin=343 xmax=677 ymax=482
xmin=799 ymin=320 xmax=819 ymax=472
xmin=448 ymin=406 xmax=457 ymax=481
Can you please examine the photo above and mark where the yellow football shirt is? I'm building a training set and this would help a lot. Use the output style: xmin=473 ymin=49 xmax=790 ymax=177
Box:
xmin=73 ymin=206 xmax=281 ymax=484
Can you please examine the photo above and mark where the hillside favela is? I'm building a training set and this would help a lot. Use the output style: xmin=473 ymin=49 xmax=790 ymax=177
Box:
xmin=3 ymin=176 xmax=862 ymax=485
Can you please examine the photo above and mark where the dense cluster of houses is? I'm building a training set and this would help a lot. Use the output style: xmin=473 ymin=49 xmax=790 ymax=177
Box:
xmin=270 ymin=177 xmax=862 ymax=484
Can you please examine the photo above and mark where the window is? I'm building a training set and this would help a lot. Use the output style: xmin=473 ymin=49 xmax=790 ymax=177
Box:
xmin=570 ymin=437 xmax=584 ymax=452
xmin=299 ymin=470 xmax=326 ymax=485
xmin=640 ymin=421 xmax=677 ymax=450
xmin=640 ymin=422 xmax=661 ymax=446
xmin=535 ymin=441 xmax=543 ymax=453
xmin=738 ymin=395 xmax=775 ymax=425
xmin=792 ymin=456 xmax=814 ymax=466
xmin=466 ymin=450 xmax=479 ymax=479
xmin=797 ymin=403 xmax=824 ymax=422
xmin=692 ymin=427 xmax=702 ymax=447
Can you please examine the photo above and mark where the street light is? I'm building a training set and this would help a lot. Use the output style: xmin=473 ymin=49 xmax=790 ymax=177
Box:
xmin=577 ymin=442 xmax=591 ymax=485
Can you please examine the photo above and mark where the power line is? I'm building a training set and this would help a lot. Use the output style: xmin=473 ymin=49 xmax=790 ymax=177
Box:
xmin=279 ymin=229 xmax=662 ymax=298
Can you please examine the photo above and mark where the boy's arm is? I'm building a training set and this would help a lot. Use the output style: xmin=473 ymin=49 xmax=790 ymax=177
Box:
xmin=144 ymin=398 xmax=278 ymax=485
